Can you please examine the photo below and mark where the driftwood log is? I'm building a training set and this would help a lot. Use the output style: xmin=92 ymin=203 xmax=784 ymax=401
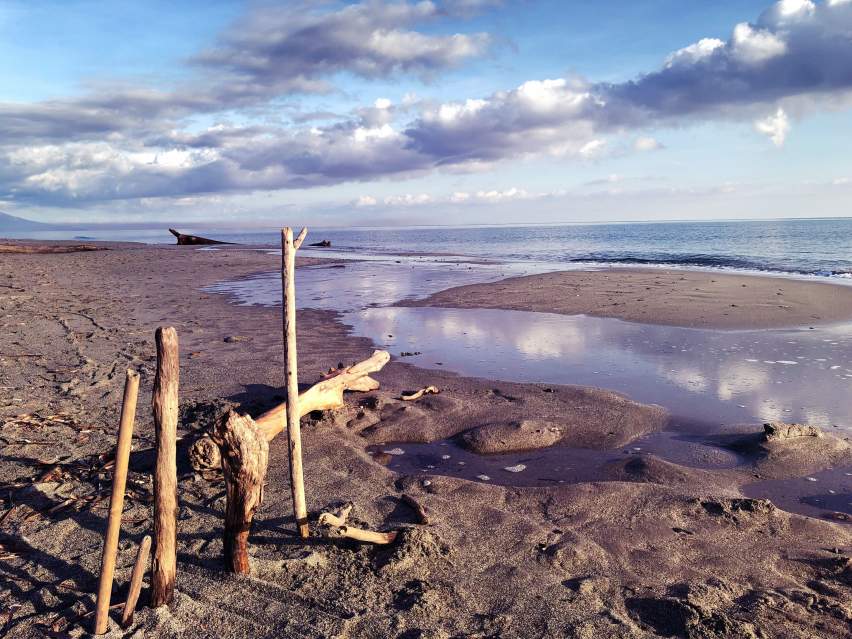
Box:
xmin=151 ymin=327 xmax=179 ymax=608
xmin=169 ymin=229 xmax=234 ymax=245
xmin=213 ymin=411 xmax=269 ymax=574
xmin=188 ymin=350 xmax=390 ymax=472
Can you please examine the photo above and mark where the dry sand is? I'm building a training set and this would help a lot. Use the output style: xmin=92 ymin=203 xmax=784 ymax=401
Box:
xmin=404 ymin=268 xmax=852 ymax=329
xmin=1 ymin=244 xmax=850 ymax=638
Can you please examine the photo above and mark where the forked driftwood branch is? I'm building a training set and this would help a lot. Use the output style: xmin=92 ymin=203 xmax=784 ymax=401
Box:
xmin=188 ymin=350 xmax=390 ymax=471
xmin=212 ymin=411 xmax=269 ymax=574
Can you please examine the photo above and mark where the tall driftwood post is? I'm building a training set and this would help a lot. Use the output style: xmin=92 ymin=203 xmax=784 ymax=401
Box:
xmin=93 ymin=369 xmax=140 ymax=635
xmin=214 ymin=410 xmax=269 ymax=573
xmin=151 ymin=327 xmax=179 ymax=607
xmin=282 ymin=227 xmax=310 ymax=538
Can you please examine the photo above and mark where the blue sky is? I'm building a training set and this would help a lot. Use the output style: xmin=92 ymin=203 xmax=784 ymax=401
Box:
xmin=1 ymin=0 xmax=851 ymax=226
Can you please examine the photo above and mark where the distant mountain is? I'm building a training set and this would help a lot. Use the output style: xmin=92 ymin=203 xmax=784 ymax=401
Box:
xmin=0 ymin=211 xmax=56 ymax=231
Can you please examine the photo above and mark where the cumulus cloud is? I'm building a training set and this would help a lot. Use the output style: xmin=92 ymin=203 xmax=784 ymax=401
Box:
xmin=195 ymin=1 xmax=491 ymax=95
xmin=3 ymin=0 xmax=852 ymax=207
xmin=0 ymin=1 xmax=491 ymax=145
xmin=754 ymin=107 xmax=791 ymax=145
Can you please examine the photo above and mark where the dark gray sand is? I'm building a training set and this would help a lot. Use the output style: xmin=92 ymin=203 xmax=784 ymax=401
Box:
xmin=1 ymin=243 xmax=851 ymax=638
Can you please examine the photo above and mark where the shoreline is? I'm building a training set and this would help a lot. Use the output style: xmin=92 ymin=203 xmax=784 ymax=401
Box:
xmin=1 ymin=244 xmax=851 ymax=637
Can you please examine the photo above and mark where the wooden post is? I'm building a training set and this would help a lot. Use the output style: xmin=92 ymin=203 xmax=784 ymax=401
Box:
xmin=282 ymin=227 xmax=310 ymax=538
xmin=151 ymin=327 xmax=179 ymax=607
xmin=214 ymin=411 xmax=269 ymax=573
xmin=93 ymin=369 xmax=140 ymax=635
xmin=120 ymin=535 xmax=151 ymax=628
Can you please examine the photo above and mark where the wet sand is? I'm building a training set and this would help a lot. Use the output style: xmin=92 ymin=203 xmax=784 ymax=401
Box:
xmin=404 ymin=268 xmax=852 ymax=329
xmin=1 ymin=243 xmax=851 ymax=638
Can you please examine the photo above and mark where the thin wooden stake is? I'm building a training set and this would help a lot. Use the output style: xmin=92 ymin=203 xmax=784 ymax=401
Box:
xmin=120 ymin=535 xmax=151 ymax=628
xmin=93 ymin=369 xmax=140 ymax=635
xmin=151 ymin=327 xmax=179 ymax=607
xmin=282 ymin=227 xmax=309 ymax=538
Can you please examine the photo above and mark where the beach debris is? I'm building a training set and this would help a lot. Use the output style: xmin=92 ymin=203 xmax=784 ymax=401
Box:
xmin=763 ymin=421 xmax=823 ymax=442
xmin=0 ymin=242 xmax=106 ymax=254
xmin=121 ymin=535 xmax=152 ymax=628
xmin=319 ymin=502 xmax=398 ymax=544
xmin=188 ymin=350 xmax=391 ymax=471
xmin=213 ymin=410 xmax=269 ymax=574
xmin=401 ymin=493 xmax=430 ymax=525
xmin=282 ymin=226 xmax=310 ymax=539
xmin=152 ymin=326 xmax=179 ymax=608
xmin=168 ymin=228 xmax=234 ymax=245
xmin=318 ymin=503 xmax=353 ymax=528
xmin=94 ymin=369 xmax=140 ymax=635
xmin=503 ymin=464 xmax=527 ymax=473
xmin=400 ymin=385 xmax=440 ymax=401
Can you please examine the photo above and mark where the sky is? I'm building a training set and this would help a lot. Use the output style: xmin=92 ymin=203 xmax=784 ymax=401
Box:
xmin=1 ymin=0 xmax=851 ymax=227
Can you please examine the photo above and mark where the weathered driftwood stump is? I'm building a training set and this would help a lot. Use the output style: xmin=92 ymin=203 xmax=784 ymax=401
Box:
xmin=212 ymin=410 xmax=269 ymax=574
xmin=151 ymin=327 xmax=179 ymax=607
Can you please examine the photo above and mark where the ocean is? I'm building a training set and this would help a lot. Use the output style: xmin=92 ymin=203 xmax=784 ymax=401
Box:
xmin=10 ymin=217 xmax=852 ymax=280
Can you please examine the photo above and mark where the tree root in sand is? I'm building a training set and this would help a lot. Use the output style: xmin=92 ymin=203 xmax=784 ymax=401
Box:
xmin=319 ymin=503 xmax=398 ymax=544
xmin=400 ymin=385 xmax=439 ymax=401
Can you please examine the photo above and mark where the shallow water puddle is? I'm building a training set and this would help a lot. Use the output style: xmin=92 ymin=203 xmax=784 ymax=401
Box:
xmin=368 ymin=431 xmax=747 ymax=488
xmin=349 ymin=307 xmax=852 ymax=428
xmin=743 ymin=466 xmax=852 ymax=520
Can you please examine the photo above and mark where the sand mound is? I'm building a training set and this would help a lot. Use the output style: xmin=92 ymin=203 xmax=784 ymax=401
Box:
xmin=458 ymin=420 xmax=563 ymax=454
xmin=728 ymin=425 xmax=852 ymax=480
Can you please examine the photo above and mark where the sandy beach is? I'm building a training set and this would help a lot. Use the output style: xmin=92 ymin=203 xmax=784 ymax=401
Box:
xmin=2 ymin=244 xmax=851 ymax=638
xmin=404 ymin=268 xmax=852 ymax=329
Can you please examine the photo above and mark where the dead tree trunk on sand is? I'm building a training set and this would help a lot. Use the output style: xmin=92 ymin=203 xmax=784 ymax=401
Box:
xmin=212 ymin=411 xmax=269 ymax=574
xmin=151 ymin=327 xmax=179 ymax=607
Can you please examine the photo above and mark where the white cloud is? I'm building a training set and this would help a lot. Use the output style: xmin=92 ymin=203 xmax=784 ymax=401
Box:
xmin=579 ymin=139 xmax=606 ymax=157
xmin=633 ymin=136 xmax=663 ymax=152
xmin=754 ymin=107 xmax=790 ymax=146
xmin=664 ymin=38 xmax=724 ymax=67
xmin=383 ymin=193 xmax=432 ymax=206
xmin=355 ymin=195 xmax=377 ymax=207
xmin=731 ymin=22 xmax=787 ymax=64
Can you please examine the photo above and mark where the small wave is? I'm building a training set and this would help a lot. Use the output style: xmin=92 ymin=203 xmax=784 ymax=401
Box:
xmin=565 ymin=253 xmax=852 ymax=279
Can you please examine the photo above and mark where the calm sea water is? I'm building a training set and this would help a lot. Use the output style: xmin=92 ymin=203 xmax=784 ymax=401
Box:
xmin=12 ymin=218 xmax=852 ymax=279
